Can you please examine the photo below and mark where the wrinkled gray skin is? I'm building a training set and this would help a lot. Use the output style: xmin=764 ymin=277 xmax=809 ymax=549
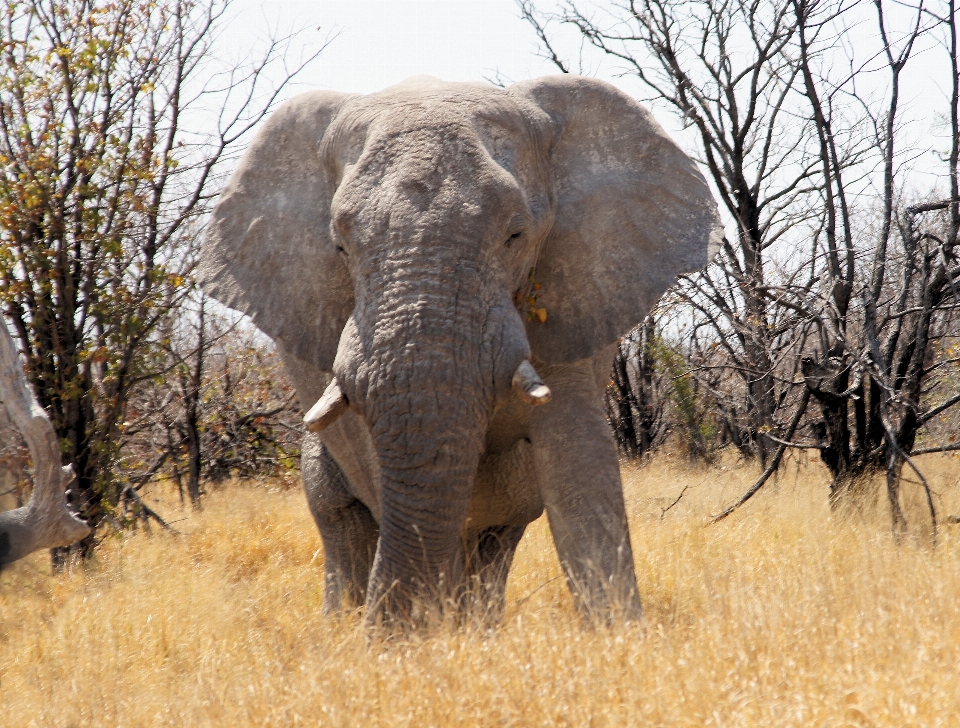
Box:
xmin=199 ymin=75 xmax=721 ymax=626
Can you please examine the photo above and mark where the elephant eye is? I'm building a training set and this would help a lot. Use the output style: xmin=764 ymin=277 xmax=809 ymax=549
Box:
xmin=335 ymin=245 xmax=348 ymax=258
xmin=504 ymin=215 xmax=525 ymax=248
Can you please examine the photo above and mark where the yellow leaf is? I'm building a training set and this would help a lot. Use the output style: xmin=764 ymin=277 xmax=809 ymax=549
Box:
xmin=535 ymin=308 xmax=547 ymax=323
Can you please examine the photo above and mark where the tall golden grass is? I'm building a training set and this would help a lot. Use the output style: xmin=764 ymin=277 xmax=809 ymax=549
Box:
xmin=3 ymin=453 xmax=960 ymax=727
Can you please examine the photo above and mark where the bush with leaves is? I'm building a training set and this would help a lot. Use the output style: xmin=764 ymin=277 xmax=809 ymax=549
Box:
xmin=0 ymin=0 xmax=324 ymax=558
xmin=117 ymin=295 xmax=301 ymax=519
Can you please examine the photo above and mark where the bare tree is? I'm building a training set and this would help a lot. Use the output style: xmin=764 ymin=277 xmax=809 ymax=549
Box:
xmin=522 ymin=0 xmax=960 ymax=532
xmin=521 ymin=0 xmax=823 ymax=468
xmin=784 ymin=0 xmax=959 ymax=533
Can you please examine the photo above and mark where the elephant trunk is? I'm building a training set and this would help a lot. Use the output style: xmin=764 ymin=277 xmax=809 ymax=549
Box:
xmin=313 ymin=236 xmax=548 ymax=623
xmin=341 ymin=255 xmax=524 ymax=623
xmin=366 ymin=386 xmax=485 ymax=621
xmin=361 ymin=301 xmax=490 ymax=623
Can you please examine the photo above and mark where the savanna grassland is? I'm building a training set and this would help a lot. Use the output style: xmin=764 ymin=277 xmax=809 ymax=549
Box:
xmin=4 ymin=454 xmax=960 ymax=727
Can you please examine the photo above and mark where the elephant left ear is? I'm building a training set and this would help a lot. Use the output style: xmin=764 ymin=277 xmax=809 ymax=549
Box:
xmin=509 ymin=75 xmax=722 ymax=364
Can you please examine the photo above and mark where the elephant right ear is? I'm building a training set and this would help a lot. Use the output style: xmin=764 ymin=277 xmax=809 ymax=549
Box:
xmin=197 ymin=91 xmax=356 ymax=370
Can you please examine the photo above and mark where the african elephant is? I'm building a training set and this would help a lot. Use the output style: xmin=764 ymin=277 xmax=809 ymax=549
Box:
xmin=198 ymin=75 xmax=721 ymax=626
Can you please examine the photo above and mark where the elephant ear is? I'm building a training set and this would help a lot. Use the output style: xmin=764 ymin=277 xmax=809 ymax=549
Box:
xmin=197 ymin=90 xmax=356 ymax=370
xmin=510 ymin=76 xmax=722 ymax=364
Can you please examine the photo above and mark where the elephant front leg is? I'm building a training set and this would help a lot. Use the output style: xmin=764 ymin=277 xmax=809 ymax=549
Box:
xmin=529 ymin=361 xmax=643 ymax=621
xmin=302 ymin=434 xmax=379 ymax=613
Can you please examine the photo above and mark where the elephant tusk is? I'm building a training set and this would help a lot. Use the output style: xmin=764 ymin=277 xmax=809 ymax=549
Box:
xmin=512 ymin=360 xmax=552 ymax=406
xmin=304 ymin=378 xmax=350 ymax=432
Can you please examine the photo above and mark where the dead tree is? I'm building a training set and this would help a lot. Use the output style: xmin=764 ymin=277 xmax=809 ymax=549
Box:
xmin=523 ymin=0 xmax=960 ymax=532
xmin=521 ymin=0 xmax=823 ymax=466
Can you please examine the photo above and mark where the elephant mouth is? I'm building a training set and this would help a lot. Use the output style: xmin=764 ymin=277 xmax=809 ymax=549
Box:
xmin=303 ymin=358 xmax=550 ymax=432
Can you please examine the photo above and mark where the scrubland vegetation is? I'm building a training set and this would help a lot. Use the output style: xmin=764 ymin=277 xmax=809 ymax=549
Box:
xmin=3 ymin=1 xmax=960 ymax=724
xmin=4 ymin=454 xmax=960 ymax=727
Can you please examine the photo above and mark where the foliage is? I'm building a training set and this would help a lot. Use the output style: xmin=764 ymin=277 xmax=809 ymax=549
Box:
xmin=185 ymin=329 xmax=300 ymax=485
xmin=0 ymin=0 xmax=321 ymax=557
xmin=120 ymin=298 xmax=301 ymax=512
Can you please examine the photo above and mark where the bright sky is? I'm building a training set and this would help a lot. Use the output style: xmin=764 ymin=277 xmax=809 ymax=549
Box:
xmin=219 ymin=0 xmax=954 ymax=191
xmin=221 ymin=0 xmax=559 ymax=95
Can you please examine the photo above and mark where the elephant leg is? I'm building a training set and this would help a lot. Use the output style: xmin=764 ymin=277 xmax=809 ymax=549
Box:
xmin=302 ymin=433 xmax=379 ymax=614
xmin=463 ymin=524 xmax=526 ymax=625
xmin=530 ymin=360 xmax=643 ymax=621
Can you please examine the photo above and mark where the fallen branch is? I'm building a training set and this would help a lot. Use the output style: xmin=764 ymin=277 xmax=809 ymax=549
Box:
xmin=0 ymin=318 xmax=91 ymax=567
xmin=710 ymin=388 xmax=810 ymax=524
xmin=121 ymin=486 xmax=181 ymax=534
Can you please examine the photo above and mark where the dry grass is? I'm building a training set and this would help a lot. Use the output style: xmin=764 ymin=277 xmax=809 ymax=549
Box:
xmin=4 ymin=453 xmax=960 ymax=727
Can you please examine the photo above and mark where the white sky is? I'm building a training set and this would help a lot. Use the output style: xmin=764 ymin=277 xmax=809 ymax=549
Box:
xmin=221 ymin=0 xmax=559 ymax=94
xmin=218 ymin=0 xmax=955 ymax=191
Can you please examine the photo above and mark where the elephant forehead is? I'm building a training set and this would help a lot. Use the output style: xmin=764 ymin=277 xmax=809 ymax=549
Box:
xmin=323 ymin=83 xmax=553 ymax=245
xmin=333 ymin=126 xmax=521 ymax=222
xmin=336 ymin=171 xmax=507 ymax=244
xmin=323 ymin=83 xmax=546 ymax=176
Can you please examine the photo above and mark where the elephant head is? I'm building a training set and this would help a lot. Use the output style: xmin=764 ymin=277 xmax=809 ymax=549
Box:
xmin=198 ymin=75 xmax=721 ymax=619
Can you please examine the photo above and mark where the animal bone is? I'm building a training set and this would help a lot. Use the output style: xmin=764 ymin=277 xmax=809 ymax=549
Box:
xmin=304 ymin=378 xmax=350 ymax=432
xmin=0 ymin=318 xmax=91 ymax=568
xmin=512 ymin=360 xmax=552 ymax=406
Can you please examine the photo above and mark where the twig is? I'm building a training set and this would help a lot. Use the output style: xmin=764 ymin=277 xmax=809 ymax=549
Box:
xmin=231 ymin=393 xmax=296 ymax=429
xmin=121 ymin=486 xmax=181 ymax=534
xmin=762 ymin=432 xmax=822 ymax=449
xmin=661 ymin=483 xmax=691 ymax=518
xmin=660 ymin=477 xmax=710 ymax=518
xmin=514 ymin=576 xmax=563 ymax=609
xmin=710 ymin=388 xmax=810 ymax=524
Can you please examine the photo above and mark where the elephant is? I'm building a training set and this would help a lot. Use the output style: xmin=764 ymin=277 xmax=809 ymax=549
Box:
xmin=197 ymin=75 xmax=721 ymax=626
